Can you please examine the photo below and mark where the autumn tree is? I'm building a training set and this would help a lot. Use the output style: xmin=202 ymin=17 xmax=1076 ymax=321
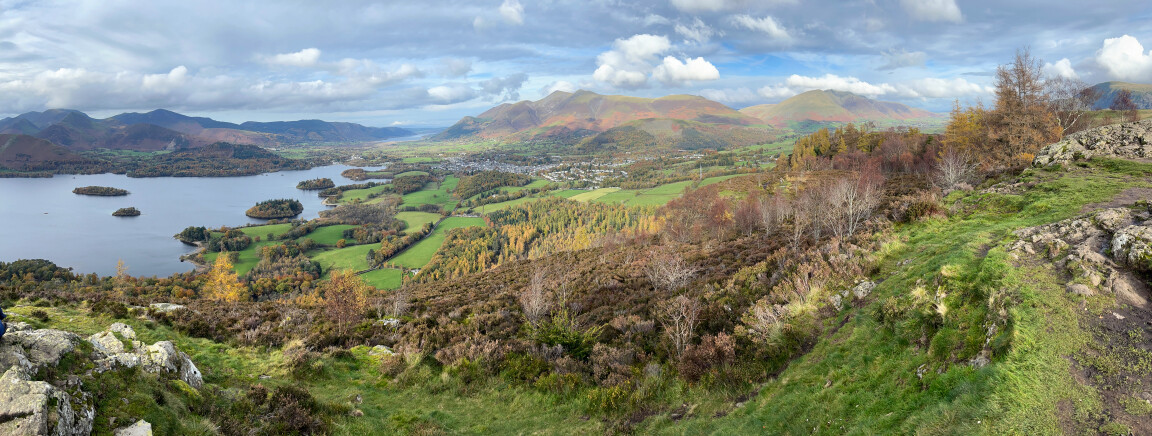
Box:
xmin=204 ymin=254 xmax=248 ymax=302
xmin=323 ymin=270 xmax=371 ymax=335
xmin=934 ymin=147 xmax=977 ymax=192
xmin=519 ymin=269 xmax=552 ymax=327
xmin=660 ymin=294 xmax=701 ymax=359
xmin=988 ymin=48 xmax=1061 ymax=166
xmin=1046 ymin=77 xmax=1099 ymax=135
xmin=943 ymin=99 xmax=988 ymax=157
xmin=822 ymin=170 xmax=883 ymax=239
xmin=1112 ymin=89 xmax=1140 ymax=122
xmin=645 ymin=249 xmax=698 ymax=292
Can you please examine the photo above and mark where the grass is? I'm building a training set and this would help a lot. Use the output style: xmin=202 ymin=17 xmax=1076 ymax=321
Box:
xmin=299 ymin=225 xmax=358 ymax=246
xmin=358 ymin=268 xmax=405 ymax=290
xmin=472 ymin=195 xmax=542 ymax=214
xmin=395 ymin=170 xmax=430 ymax=177
xmin=654 ymin=158 xmax=1152 ymax=434
xmin=568 ymin=187 xmax=620 ymax=202
xmin=339 ymin=185 xmax=390 ymax=203
xmin=395 ymin=211 xmax=440 ymax=230
xmin=401 ymin=176 xmax=459 ymax=211
xmin=311 ymin=244 xmax=378 ymax=272
xmin=390 ymin=217 xmax=486 ymax=269
xmin=401 ymin=156 xmax=440 ymax=163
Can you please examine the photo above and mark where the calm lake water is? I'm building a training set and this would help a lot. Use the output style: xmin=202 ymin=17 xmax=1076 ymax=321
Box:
xmin=0 ymin=165 xmax=376 ymax=277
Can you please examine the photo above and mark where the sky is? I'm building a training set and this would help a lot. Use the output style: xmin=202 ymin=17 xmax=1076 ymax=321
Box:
xmin=1 ymin=0 xmax=1151 ymax=127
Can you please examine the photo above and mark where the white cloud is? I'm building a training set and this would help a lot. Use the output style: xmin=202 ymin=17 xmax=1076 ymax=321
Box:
xmin=437 ymin=58 xmax=473 ymax=78
xmin=267 ymin=48 xmax=322 ymax=67
xmin=427 ymin=84 xmax=477 ymax=103
xmin=1095 ymin=35 xmax=1152 ymax=82
xmin=479 ymin=73 xmax=528 ymax=101
xmin=879 ymin=49 xmax=926 ymax=70
xmin=592 ymin=34 xmax=671 ymax=88
xmin=141 ymin=66 xmax=188 ymax=93
xmin=499 ymin=0 xmax=524 ymax=25
xmin=785 ymin=74 xmax=896 ymax=97
xmin=754 ymin=74 xmax=990 ymax=101
xmin=900 ymin=0 xmax=962 ymax=23
xmin=1043 ymin=58 xmax=1078 ymax=79
xmin=731 ymin=15 xmax=790 ymax=41
xmin=675 ymin=18 xmax=718 ymax=44
xmin=698 ymin=87 xmax=760 ymax=104
xmin=670 ymin=0 xmax=794 ymax=12
xmin=653 ymin=56 xmax=719 ymax=85
xmin=543 ymin=80 xmax=578 ymax=94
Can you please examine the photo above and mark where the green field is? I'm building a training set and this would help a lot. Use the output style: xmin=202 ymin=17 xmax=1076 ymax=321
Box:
xmin=568 ymin=187 xmax=620 ymax=202
xmin=358 ymin=268 xmax=405 ymax=290
xmin=390 ymin=216 xmax=486 ymax=269
xmin=298 ymin=224 xmax=357 ymax=246
xmin=402 ymin=176 xmax=459 ymax=210
xmin=395 ymin=170 xmax=430 ymax=177
xmin=339 ymin=185 xmax=391 ymax=203
xmin=594 ymin=174 xmax=745 ymax=206
xmin=204 ymin=224 xmax=297 ymax=276
xmin=395 ymin=211 xmax=440 ymax=230
xmin=401 ymin=156 xmax=440 ymax=163
xmin=311 ymin=243 xmax=377 ymax=272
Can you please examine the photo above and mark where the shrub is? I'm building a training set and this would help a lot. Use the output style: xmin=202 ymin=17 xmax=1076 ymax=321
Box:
xmin=530 ymin=309 xmax=601 ymax=360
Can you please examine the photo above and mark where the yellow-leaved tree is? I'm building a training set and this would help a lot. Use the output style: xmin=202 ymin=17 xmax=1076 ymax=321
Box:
xmin=324 ymin=270 xmax=372 ymax=335
xmin=204 ymin=254 xmax=248 ymax=302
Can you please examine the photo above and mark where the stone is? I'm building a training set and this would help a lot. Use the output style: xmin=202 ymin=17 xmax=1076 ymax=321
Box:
xmin=1067 ymin=283 xmax=1094 ymax=296
xmin=0 ymin=367 xmax=93 ymax=436
xmin=114 ymin=420 xmax=153 ymax=436
xmin=148 ymin=303 xmax=186 ymax=313
xmin=108 ymin=323 xmax=137 ymax=340
xmin=828 ymin=294 xmax=843 ymax=311
xmin=1035 ymin=119 xmax=1152 ymax=166
xmin=89 ymin=331 xmax=126 ymax=356
xmin=852 ymin=281 xmax=876 ymax=299
xmin=1112 ymin=225 xmax=1152 ymax=272
xmin=1095 ymin=208 xmax=1134 ymax=233
xmin=368 ymin=345 xmax=395 ymax=357
xmin=139 ymin=341 xmax=202 ymax=389
xmin=3 ymin=329 xmax=81 ymax=371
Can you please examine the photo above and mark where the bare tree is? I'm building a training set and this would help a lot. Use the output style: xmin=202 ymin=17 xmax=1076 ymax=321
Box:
xmin=1045 ymin=76 xmax=1099 ymax=136
xmin=389 ymin=288 xmax=410 ymax=318
xmin=738 ymin=299 xmax=790 ymax=345
xmin=823 ymin=172 xmax=883 ymax=239
xmin=519 ymin=269 xmax=552 ymax=327
xmin=645 ymin=249 xmax=698 ymax=291
xmin=660 ymin=294 xmax=701 ymax=359
xmin=789 ymin=189 xmax=817 ymax=250
xmin=934 ymin=147 xmax=977 ymax=193
xmin=759 ymin=193 xmax=790 ymax=235
xmin=1112 ymin=89 xmax=1141 ymax=122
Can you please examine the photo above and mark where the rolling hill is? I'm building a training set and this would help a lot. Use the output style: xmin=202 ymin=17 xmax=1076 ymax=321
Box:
xmin=1089 ymin=81 xmax=1152 ymax=110
xmin=0 ymin=108 xmax=416 ymax=151
xmin=739 ymin=89 xmax=943 ymax=128
xmin=0 ymin=133 xmax=90 ymax=170
xmin=433 ymin=89 xmax=774 ymax=149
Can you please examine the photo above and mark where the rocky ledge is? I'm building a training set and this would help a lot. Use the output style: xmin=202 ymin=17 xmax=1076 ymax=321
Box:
xmin=1034 ymin=119 xmax=1152 ymax=166
xmin=0 ymin=322 xmax=201 ymax=435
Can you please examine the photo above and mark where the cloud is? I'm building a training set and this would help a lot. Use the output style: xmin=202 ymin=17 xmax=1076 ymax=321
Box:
xmin=784 ymin=74 xmax=897 ymax=96
xmin=675 ymin=18 xmax=718 ymax=44
xmin=437 ymin=58 xmax=473 ymax=78
xmin=1043 ymin=58 xmax=1078 ymax=79
xmin=697 ymin=87 xmax=760 ymax=104
xmin=479 ymin=73 xmax=528 ymax=101
xmin=879 ymin=49 xmax=926 ymax=70
xmin=141 ymin=66 xmax=188 ymax=93
xmin=653 ymin=56 xmax=720 ymax=85
xmin=543 ymin=80 xmax=578 ymax=95
xmin=899 ymin=0 xmax=962 ymax=23
xmin=754 ymin=74 xmax=990 ymax=101
xmin=266 ymin=48 xmax=322 ymax=67
xmin=499 ymin=0 xmax=524 ymax=25
xmin=427 ymin=84 xmax=477 ymax=103
xmin=670 ymin=0 xmax=795 ymax=12
xmin=1095 ymin=35 xmax=1152 ymax=82
xmin=731 ymin=15 xmax=790 ymax=41
xmin=592 ymin=34 xmax=671 ymax=88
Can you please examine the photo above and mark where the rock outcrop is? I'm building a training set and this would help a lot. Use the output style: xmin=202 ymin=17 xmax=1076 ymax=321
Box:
xmin=1034 ymin=119 xmax=1152 ymax=166
xmin=1009 ymin=206 xmax=1152 ymax=307
xmin=0 ymin=322 xmax=203 ymax=435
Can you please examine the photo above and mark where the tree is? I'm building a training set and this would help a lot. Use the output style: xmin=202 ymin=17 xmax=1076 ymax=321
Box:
xmin=934 ymin=147 xmax=977 ymax=192
xmin=989 ymin=48 xmax=1061 ymax=166
xmin=660 ymin=294 xmax=701 ymax=359
xmin=823 ymin=170 xmax=883 ymax=239
xmin=323 ymin=270 xmax=371 ymax=335
xmin=1045 ymin=77 xmax=1099 ymax=135
xmin=1112 ymin=89 xmax=1140 ymax=122
xmin=519 ymin=269 xmax=552 ymax=327
xmin=645 ymin=250 xmax=698 ymax=292
xmin=204 ymin=255 xmax=247 ymax=302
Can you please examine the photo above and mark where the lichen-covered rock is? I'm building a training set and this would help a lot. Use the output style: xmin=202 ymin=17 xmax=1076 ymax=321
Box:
xmin=2 ymin=329 xmax=81 ymax=372
xmin=368 ymin=345 xmax=395 ymax=357
xmin=88 ymin=331 xmax=125 ymax=356
xmin=113 ymin=420 xmax=153 ymax=436
xmin=1067 ymin=283 xmax=1094 ymax=296
xmin=0 ymin=367 xmax=93 ymax=436
xmin=852 ymin=281 xmax=876 ymax=299
xmin=108 ymin=323 xmax=136 ymax=341
xmin=148 ymin=303 xmax=186 ymax=313
xmin=1034 ymin=119 xmax=1152 ymax=166
xmin=1111 ymin=225 xmax=1152 ymax=272
xmin=140 ymin=341 xmax=202 ymax=389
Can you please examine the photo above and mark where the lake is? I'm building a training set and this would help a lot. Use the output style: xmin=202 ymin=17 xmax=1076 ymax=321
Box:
xmin=0 ymin=165 xmax=378 ymax=277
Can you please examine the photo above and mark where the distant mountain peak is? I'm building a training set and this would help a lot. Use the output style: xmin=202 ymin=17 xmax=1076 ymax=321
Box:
xmin=739 ymin=89 xmax=940 ymax=128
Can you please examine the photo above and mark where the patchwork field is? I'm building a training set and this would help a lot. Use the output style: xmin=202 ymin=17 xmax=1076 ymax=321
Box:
xmin=390 ymin=216 xmax=486 ymax=269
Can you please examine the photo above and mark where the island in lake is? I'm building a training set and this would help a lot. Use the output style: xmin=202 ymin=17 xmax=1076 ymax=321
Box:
xmin=112 ymin=207 xmax=140 ymax=216
xmin=245 ymin=198 xmax=303 ymax=219
xmin=73 ymin=186 xmax=129 ymax=196
xmin=296 ymin=177 xmax=336 ymax=190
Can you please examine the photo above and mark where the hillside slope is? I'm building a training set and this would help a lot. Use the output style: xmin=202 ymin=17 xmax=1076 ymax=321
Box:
xmin=1090 ymin=81 xmax=1152 ymax=110
xmin=433 ymin=90 xmax=771 ymax=148
xmin=0 ymin=133 xmax=90 ymax=170
xmin=740 ymin=89 xmax=942 ymax=128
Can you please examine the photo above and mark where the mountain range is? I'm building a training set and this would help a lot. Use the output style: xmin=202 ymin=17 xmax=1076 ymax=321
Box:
xmin=1089 ymin=81 xmax=1152 ymax=110
xmin=739 ymin=90 xmax=943 ymax=128
xmin=0 ymin=109 xmax=414 ymax=152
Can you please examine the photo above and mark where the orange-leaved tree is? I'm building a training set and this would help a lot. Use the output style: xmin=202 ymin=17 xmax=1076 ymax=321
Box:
xmin=324 ymin=270 xmax=372 ymax=335
xmin=204 ymin=254 xmax=248 ymax=302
